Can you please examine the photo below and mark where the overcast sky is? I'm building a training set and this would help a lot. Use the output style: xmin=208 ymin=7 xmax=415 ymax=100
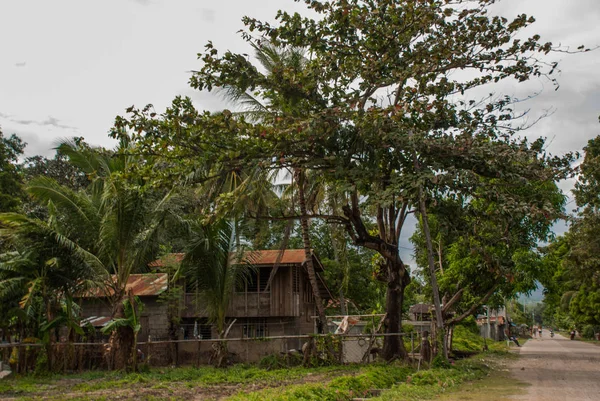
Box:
xmin=1 ymin=0 xmax=599 ymax=264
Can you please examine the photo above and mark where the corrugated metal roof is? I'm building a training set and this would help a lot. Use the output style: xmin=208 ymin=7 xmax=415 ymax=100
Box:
xmin=127 ymin=273 xmax=168 ymax=296
xmin=243 ymin=250 xmax=308 ymax=265
xmin=80 ymin=316 xmax=112 ymax=327
xmin=82 ymin=273 xmax=168 ymax=298
xmin=150 ymin=250 xmax=312 ymax=267
xmin=409 ymin=303 xmax=433 ymax=314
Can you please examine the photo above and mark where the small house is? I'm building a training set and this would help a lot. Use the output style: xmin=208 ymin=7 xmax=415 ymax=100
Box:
xmin=77 ymin=273 xmax=169 ymax=341
xmin=78 ymin=250 xmax=332 ymax=362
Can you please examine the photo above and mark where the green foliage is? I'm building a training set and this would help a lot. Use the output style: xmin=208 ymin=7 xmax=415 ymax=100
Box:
xmin=411 ymin=177 xmax=566 ymax=327
xmin=227 ymin=364 xmax=412 ymax=401
xmin=581 ymin=325 xmax=598 ymax=339
xmin=451 ymin=325 xmax=486 ymax=353
xmin=0 ymin=364 xmax=359 ymax=398
xmin=541 ymin=135 xmax=600 ymax=329
xmin=111 ymin=0 xmax=579 ymax=360
xmin=258 ymin=353 xmax=303 ymax=370
xmin=378 ymin=358 xmax=491 ymax=400
xmin=0 ymin=129 xmax=26 ymax=214
xmin=101 ymin=296 xmax=144 ymax=336
xmin=176 ymin=219 xmax=252 ymax=338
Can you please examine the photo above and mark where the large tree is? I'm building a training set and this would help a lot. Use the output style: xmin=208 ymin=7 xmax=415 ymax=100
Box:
xmin=541 ymin=135 xmax=600 ymax=331
xmin=411 ymin=175 xmax=567 ymax=352
xmin=0 ymin=128 xmax=25 ymax=213
xmin=114 ymin=0 xmax=579 ymax=360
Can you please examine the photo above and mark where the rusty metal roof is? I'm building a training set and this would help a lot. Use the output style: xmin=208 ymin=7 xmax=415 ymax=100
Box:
xmin=409 ymin=303 xmax=433 ymax=314
xmin=148 ymin=253 xmax=185 ymax=267
xmin=80 ymin=316 xmax=112 ymax=327
xmin=126 ymin=273 xmax=168 ymax=296
xmin=82 ymin=273 xmax=168 ymax=298
xmin=243 ymin=250 xmax=308 ymax=265
xmin=150 ymin=250 xmax=314 ymax=268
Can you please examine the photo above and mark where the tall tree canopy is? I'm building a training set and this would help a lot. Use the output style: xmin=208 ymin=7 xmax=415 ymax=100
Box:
xmin=0 ymin=128 xmax=26 ymax=213
xmin=541 ymin=135 xmax=600 ymax=332
xmin=113 ymin=0 xmax=578 ymax=359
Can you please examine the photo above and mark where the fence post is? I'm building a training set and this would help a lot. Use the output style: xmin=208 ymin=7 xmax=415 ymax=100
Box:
xmin=195 ymin=339 xmax=201 ymax=368
xmin=147 ymin=336 xmax=152 ymax=367
xmin=411 ymin=331 xmax=414 ymax=356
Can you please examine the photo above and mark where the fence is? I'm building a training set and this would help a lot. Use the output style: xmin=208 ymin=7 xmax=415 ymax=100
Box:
xmin=0 ymin=332 xmax=424 ymax=374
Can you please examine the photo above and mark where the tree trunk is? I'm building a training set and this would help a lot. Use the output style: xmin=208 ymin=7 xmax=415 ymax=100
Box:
xmin=418 ymin=187 xmax=448 ymax=361
xmin=294 ymin=169 xmax=327 ymax=334
xmin=44 ymin=290 xmax=54 ymax=372
xmin=381 ymin=259 xmax=409 ymax=361
xmin=329 ymin=195 xmax=348 ymax=316
xmin=169 ymin=322 xmax=179 ymax=366
xmin=110 ymin=297 xmax=134 ymax=371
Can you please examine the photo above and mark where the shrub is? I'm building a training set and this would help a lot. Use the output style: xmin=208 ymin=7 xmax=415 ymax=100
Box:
xmin=581 ymin=325 xmax=597 ymax=339
xmin=258 ymin=353 xmax=302 ymax=370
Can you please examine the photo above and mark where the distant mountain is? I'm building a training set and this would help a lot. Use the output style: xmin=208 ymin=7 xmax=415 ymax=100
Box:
xmin=518 ymin=285 xmax=545 ymax=304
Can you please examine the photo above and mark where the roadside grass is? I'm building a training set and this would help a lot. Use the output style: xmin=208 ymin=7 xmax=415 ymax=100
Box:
xmin=2 ymin=354 xmax=521 ymax=401
xmin=227 ymin=364 xmax=414 ymax=401
xmin=1 ymin=326 xmax=519 ymax=400
xmin=224 ymin=353 xmax=518 ymax=401
xmin=374 ymin=353 xmax=520 ymax=400
xmin=0 ymin=364 xmax=362 ymax=399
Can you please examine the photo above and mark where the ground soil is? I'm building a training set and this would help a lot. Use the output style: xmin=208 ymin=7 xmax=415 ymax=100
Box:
xmin=509 ymin=333 xmax=600 ymax=401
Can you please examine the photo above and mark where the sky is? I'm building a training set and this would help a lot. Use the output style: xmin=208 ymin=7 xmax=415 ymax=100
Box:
xmin=1 ymin=0 xmax=599 ymax=264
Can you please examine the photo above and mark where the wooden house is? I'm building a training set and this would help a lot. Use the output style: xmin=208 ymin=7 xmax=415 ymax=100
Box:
xmin=77 ymin=273 xmax=170 ymax=341
xmin=78 ymin=250 xmax=332 ymax=352
xmin=152 ymin=250 xmax=332 ymax=341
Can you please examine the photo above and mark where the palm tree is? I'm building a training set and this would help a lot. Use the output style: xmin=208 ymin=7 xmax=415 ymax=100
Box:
xmin=101 ymin=293 xmax=143 ymax=371
xmin=18 ymin=138 xmax=175 ymax=369
xmin=0 ymin=218 xmax=95 ymax=371
xmin=175 ymin=219 xmax=252 ymax=367
xmin=215 ymin=42 xmax=331 ymax=333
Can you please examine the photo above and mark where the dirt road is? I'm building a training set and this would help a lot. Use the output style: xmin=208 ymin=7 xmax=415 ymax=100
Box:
xmin=510 ymin=333 xmax=600 ymax=401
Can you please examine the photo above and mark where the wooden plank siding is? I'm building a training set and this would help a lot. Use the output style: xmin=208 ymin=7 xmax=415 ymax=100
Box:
xmin=182 ymin=265 xmax=301 ymax=318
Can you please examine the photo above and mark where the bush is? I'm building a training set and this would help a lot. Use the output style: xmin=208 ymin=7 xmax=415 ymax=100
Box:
xmin=451 ymin=325 xmax=485 ymax=352
xmin=258 ymin=353 xmax=302 ymax=370
xmin=581 ymin=325 xmax=598 ymax=339
xmin=228 ymin=364 xmax=412 ymax=401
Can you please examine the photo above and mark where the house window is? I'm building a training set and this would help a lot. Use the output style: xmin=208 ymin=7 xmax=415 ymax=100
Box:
xmin=181 ymin=318 xmax=212 ymax=340
xmin=304 ymin=279 xmax=314 ymax=303
xmin=292 ymin=266 xmax=300 ymax=293
xmin=238 ymin=267 xmax=273 ymax=293
xmin=243 ymin=319 xmax=268 ymax=338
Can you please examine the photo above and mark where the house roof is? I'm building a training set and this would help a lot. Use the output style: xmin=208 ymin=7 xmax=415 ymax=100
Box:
xmin=80 ymin=316 xmax=112 ymax=327
xmin=150 ymin=250 xmax=321 ymax=269
xmin=81 ymin=273 xmax=168 ymax=298
xmin=409 ymin=303 xmax=433 ymax=314
xmin=244 ymin=249 xmax=313 ymax=266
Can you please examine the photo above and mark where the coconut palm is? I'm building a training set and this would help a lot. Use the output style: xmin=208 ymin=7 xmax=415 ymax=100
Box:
xmin=101 ymin=293 xmax=144 ymax=371
xmin=175 ymin=218 xmax=252 ymax=367
xmin=210 ymin=42 xmax=331 ymax=333
xmin=16 ymin=138 xmax=175 ymax=369
xmin=0 ymin=217 xmax=96 ymax=371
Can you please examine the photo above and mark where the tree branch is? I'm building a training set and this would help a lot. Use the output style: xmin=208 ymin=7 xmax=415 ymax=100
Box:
xmin=445 ymin=283 xmax=499 ymax=327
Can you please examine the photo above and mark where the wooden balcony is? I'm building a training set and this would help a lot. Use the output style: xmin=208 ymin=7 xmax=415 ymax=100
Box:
xmin=181 ymin=292 xmax=301 ymax=318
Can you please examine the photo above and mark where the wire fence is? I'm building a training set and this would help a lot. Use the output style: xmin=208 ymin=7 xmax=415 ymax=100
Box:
xmin=0 ymin=331 xmax=426 ymax=374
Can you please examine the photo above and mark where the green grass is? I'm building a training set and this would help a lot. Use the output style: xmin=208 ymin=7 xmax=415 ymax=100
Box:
xmin=0 ymin=364 xmax=362 ymax=399
xmin=227 ymin=364 xmax=413 ymax=401
xmin=452 ymin=325 xmax=509 ymax=353
xmin=1 ymin=327 xmax=515 ymax=400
